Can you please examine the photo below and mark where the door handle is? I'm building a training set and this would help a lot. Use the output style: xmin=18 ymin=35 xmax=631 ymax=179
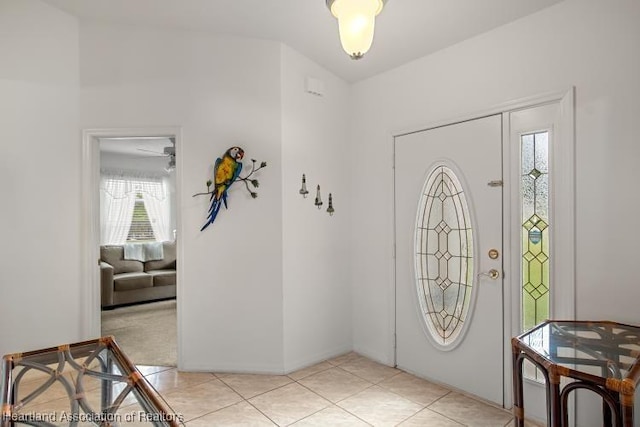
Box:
xmin=478 ymin=269 xmax=500 ymax=280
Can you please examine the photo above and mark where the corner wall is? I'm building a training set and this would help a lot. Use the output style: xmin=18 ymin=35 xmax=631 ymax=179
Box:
xmin=0 ymin=0 xmax=81 ymax=356
xmin=280 ymin=46 xmax=352 ymax=371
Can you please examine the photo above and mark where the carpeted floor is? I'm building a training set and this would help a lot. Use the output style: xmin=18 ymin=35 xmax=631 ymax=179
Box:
xmin=101 ymin=299 xmax=177 ymax=367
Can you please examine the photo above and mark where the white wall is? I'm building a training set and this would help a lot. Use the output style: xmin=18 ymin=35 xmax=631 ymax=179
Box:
xmin=0 ymin=0 xmax=80 ymax=356
xmin=350 ymin=0 xmax=640 ymax=423
xmin=80 ymin=22 xmax=285 ymax=372
xmin=280 ymin=46 xmax=352 ymax=371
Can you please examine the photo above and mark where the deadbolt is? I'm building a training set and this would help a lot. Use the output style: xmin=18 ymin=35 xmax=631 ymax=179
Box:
xmin=488 ymin=249 xmax=500 ymax=260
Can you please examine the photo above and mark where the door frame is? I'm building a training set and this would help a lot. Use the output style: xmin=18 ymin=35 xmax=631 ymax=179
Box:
xmin=81 ymin=126 xmax=184 ymax=366
xmin=391 ymin=88 xmax=575 ymax=409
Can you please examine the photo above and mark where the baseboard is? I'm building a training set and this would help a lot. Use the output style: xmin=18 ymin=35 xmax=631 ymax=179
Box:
xmin=101 ymin=297 xmax=176 ymax=311
xmin=352 ymin=343 xmax=394 ymax=367
xmin=178 ymin=343 xmax=353 ymax=374
xmin=283 ymin=343 xmax=353 ymax=374
xmin=179 ymin=361 xmax=286 ymax=375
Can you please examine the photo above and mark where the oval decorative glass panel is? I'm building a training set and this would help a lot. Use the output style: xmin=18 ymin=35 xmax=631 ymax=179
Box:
xmin=415 ymin=164 xmax=475 ymax=348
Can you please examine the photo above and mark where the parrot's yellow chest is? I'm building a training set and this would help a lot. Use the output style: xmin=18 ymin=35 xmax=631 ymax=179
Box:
xmin=215 ymin=156 xmax=236 ymax=184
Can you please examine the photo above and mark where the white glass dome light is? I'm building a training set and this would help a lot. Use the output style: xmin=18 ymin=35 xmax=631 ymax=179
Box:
xmin=327 ymin=0 xmax=386 ymax=60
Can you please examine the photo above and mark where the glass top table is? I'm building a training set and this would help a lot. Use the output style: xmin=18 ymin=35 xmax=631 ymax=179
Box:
xmin=512 ymin=320 xmax=640 ymax=427
xmin=1 ymin=336 xmax=184 ymax=426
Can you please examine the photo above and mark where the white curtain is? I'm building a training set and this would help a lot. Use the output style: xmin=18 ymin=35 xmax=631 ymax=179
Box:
xmin=100 ymin=169 xmax=172 ymax=244
xmin=142 ymin=177 xmax=171 ymax=242
xmin=100 ymin=176 xmax=136 ymax=245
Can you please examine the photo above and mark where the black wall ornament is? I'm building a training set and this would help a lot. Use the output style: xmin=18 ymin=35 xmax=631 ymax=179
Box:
xmin=299 ymin=173 xmax=335 ymax=216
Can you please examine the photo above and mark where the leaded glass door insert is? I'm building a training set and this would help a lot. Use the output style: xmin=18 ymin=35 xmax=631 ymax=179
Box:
xmin=415 ymin=164 xmax=474 ymax=348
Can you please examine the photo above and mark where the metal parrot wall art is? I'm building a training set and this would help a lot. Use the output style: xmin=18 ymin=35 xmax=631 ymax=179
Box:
xmin=193 ymin=146 xmax=267 ymax=231
xmin=201 ymin=146 xmax=244 ymax=231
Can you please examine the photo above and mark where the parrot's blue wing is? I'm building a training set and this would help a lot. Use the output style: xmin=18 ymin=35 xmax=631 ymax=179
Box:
xmin=232 ymin=161 xmax=243 ymax=182
xmin=201 ymin=157 xmax=225 ymax=231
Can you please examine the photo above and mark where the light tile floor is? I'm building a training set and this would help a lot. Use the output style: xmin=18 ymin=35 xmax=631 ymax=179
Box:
xmin=135 ymin=352 xmax=541 ymax=426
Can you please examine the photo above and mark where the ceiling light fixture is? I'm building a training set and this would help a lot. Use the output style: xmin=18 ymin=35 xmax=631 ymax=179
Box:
xmin=326 ymin=0 xmax=387 ymax=60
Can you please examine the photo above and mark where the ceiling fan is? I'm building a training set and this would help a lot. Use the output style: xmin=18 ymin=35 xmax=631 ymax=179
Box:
xmin=136 ymin=139 xmax=176 ymax=172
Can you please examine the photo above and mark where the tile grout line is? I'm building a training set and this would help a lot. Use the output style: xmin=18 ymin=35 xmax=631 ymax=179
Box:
xmin=215 ymin=376 xmax=293 ymax=401
xmin=244 ymin=399 xmax=281 ymax=426
xmin=222 ymin=354 xmax=370 ymax=425
xmin=213 ymin=356 xmax=426 ymax=425
xmin=340 ymin=381 xmax=429 ymax=426
xmin=159 ymin=374 xmax=243 ymax=423
xmin=292 ymin=365 xmax=377 ymax=425
xmin=157 ymin=353 xmax=518 ymax=426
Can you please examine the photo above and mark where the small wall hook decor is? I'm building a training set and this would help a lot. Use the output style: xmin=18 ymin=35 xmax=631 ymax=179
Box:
xmin=299 ymin=174 xmax=309 ymax=198
xmin=327 ymin=193 xmax=335 ymax=216
xmin=314 ymin=185 xmax=323 ymax=209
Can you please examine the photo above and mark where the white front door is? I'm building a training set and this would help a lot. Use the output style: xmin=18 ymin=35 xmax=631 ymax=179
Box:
xmin=394 ymin=114 xmax=504 ymax=405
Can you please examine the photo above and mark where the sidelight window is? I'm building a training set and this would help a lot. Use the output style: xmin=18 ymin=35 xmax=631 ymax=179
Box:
xmin=520 ymin=132 xmax=550 ymax=332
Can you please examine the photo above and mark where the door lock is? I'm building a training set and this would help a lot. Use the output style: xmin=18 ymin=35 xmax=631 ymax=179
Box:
xmin=479 ymin=269 xmax=500 ymax=280
xmin=488 ymin=249 xmax=499 ymax=260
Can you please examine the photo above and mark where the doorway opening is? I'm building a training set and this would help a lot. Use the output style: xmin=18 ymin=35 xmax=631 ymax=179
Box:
xmin=82 ymin=128 xmax=182 ymax=368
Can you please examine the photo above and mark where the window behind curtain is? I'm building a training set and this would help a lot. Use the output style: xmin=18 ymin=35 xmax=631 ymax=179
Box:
xmin=100 ymin=171 xmax=171 ymax=245
xmin=127 ymin=193 xmax=156 ymax=241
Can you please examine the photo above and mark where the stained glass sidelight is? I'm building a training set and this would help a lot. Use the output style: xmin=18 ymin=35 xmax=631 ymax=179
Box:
xmin=521 ymin=132 xmax=550 ymax=332
xmin=415 ymin=164 xmax=474 ymax=347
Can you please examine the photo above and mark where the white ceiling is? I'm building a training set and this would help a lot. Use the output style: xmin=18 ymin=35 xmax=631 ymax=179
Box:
xmin=100 ymin=137 xmax=173 ymax=157
xmin=42 ymin=0 xmax=564 ymax=83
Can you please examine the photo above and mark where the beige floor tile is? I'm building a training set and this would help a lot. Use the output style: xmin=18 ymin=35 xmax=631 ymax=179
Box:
xmin=137 ymin=365 xmax=174 ymax=376
xmin=161 ymin=379 xmax=242 ymax=422
xmin=218 ymin=373 xmax=293 ymax=399
xmin=298 ymin=368 xmax=372 ymax=403
xmin=292 ymin=405 xmax=371 ymax=426
xmin=12 ymin=365 xmax=52 ymax=382
xmin=337 ymin=386 xmax=423 ymax=427
xmin=14 ymin=376 xmax=72 ymax=406
xmin=187 ymin=401 xmax=276 ymax=426
xmin=15 ymin=401 xmax=153 ymax=426
xmin=143 ymin=369 xmax=215 ymax=394
xmin=378 ymin=372 xmax=450 ymax=406
xmin=14 ymin=360 xmax=132 ymax=404
xmin=288 ymin=361 xmax=333 ymax=381
xmin=16 ymin=380 xmax=152 ymax=420
xmin=117 ymin=401 xmax=182 ymax=426
xmin=327 ymin=352 xmax=363 ymax=366
xmin=338 ymin=357 xmax=401 ymax=384
xmin=429 ymin=392 xmax=512 ymax=426
xmin=15 ymin=396 xmax=73 ymax=421
xmin=505 ymin=418 xmax=543 ymax=427
xmin=249 ymin=382 xmax=331 ymax=426
xmin=10 ymin=358 xmax=526 ymax=426
xmin=399 ymin=408 xmax=464 ymax=426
